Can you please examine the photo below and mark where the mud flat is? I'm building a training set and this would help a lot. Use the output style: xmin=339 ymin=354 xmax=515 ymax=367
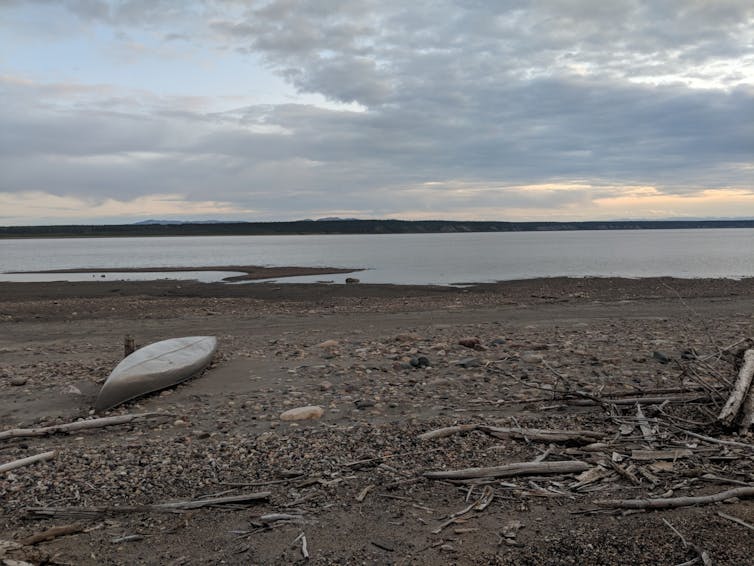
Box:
xmin=1 ymin=276 xmax=753 ymax=564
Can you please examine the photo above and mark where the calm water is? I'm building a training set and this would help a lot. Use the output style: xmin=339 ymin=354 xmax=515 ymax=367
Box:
xmin=1 ymin=229 xmax=753 ymax=285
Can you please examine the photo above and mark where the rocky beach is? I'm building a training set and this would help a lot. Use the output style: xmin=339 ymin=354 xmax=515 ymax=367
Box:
xmin=1 ymin=275 xmax=754 ymax=565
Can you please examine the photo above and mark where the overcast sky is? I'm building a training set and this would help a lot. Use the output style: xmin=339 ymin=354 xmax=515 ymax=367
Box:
xmin=1 ymin=0 xmax=753 ymax=225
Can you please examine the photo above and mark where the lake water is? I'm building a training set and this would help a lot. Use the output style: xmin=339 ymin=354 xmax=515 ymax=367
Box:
xmin=1 ymin=229 xmax=753 ymax=285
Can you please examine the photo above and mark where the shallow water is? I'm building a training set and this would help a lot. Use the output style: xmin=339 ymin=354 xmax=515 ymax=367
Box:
xmin=1 ymin=228 xmax=753 ymax=284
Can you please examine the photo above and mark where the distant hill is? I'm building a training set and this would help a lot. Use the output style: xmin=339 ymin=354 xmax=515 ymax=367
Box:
xmin=133 ymin=219 xmax=241 ymax=225
xmin=2 ymin=218 xmax=754 ymax=238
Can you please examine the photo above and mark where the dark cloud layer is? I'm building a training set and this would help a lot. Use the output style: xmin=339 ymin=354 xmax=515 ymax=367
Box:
xmin=1 ymin=1 xmax=753 ymax=222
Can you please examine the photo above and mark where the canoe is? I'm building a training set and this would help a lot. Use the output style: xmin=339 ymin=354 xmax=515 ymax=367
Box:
xmin=95 ymin=336 xmax=217 ymax=412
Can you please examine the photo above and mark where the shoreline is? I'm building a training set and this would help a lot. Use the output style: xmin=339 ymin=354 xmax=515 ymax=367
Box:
xmin=2 ymin=275 xmax=754 ymax=564
xmin=2 ymin=274 xmax=754 ymax=303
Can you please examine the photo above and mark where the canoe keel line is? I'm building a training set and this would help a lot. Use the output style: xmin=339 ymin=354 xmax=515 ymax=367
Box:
xmin=95 ymin=336 xmax=217 ymax=412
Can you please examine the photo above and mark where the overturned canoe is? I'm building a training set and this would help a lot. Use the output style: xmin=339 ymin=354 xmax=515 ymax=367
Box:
xmin=95 ymin=336 xmax=217 ymax=412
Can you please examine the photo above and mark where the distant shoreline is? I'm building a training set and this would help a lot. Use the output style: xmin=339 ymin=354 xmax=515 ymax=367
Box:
xmin=2 ymin=218 xmax=754 ymax=239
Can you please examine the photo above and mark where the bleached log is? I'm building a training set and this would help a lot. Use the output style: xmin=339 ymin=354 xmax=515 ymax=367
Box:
xmin=0 ymin=413 xmax=170 ymax=441
xmin=0 ymin=451 xmax=56 ymax=473
xmin=738 ymin=376 xmax=754 ymax=432
xmin=718 ymin=349 xmax=754 ymax=427
xmin=595 ymin=486 xmax=754 ymax=510
xmin=424 ymin=460 xmax=590 ymax=480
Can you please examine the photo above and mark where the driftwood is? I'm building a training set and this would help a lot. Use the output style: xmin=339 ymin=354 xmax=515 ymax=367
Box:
xmin=0 ymin=451 xmax=56 ymax=473
xmin=718 ymin=349 xmax=754 ymax=428
xmin=418 ymin=424 xmax=478 ymax=441
xmin=20 ymin=524 xmax=84 ymax=546
xmin=717 ymin=511 xmax=754 ymax=531
xmin=480 ymin=425 xmax=602 ymax=444
xmin=631 ymin=449 xmax=693 ymax=461
xmin=418 ymin=424 xmax=602 ymax=444
xmin=595 ymin=486 xmax=754 ymax=510
xmin=567 ymin=394 xmax=706 ymax=406
xmin=25 ymin=492 xmax=271 ymax=519
xmin=424 ymin=460 xmax=589 ymax=481
xmin=0 ymin=413 xmax=170 ymax=441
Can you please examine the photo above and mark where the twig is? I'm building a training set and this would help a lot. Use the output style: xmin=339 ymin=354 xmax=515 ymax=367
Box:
xmin=663 ymin=518 xmax=712 ymax=566
xmin=717 ymin=511 xmax=754 ymax=531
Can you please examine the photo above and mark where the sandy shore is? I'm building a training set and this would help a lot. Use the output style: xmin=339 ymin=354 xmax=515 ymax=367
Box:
xmin=1 ymin=276 xmax=753 ymax=564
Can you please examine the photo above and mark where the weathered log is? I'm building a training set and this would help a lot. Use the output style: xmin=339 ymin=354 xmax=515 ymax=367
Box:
xmin=20 ymin=523 xmax=83 ymax=546
xmin=595 ymin=486 xmax=754 ymax=510
xmin=480 ymin=425 xmax=602 ymax=444
xmin=25 ymin=492 xmax=271 ymax=519
xmin=0 ymin=451 xmax=56 ymax=473
xmin=718 ymin=349 xmax=754 ymax=427
xmin=0 ymin=413 xmax=170 ymax=441
xmin=424 ymin=460 xmax=590 ymax=480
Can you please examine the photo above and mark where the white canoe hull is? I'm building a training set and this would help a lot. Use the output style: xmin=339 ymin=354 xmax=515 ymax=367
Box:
xmin=95 ymin=336 xmax=217 ymax=412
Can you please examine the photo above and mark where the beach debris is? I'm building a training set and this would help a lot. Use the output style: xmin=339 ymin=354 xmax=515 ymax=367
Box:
xmin=0 ymin=412 xmax=171 ymax=441
xmin=25 ymin=492 xmax=271 ymax=519
xmin=663 ymin=519 xmax=712 ymax=566
xmin=717 ymin=348 xmax=754 ymax=431
xmin=0 ymin=451 xmax=56 ymax=474
xmin=20 ymin=523 xmax=84 ymax=546
xmin=424 ymin=460 xmax=590 ymax=481
xmin=595 ymin=486 xmax=754 ymax=510
xmin=280 ymin=406 xmax=325 ymax=421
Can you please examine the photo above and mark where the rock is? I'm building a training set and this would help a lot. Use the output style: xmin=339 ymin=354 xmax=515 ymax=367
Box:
xmin=280 ymin=405 xmax=325 ymax=421
xmin=652 ymin=351 xmax=671 ymax=364
xmin=317 ymin=339 xmax=339 ymax=349
xmin=681 ymin=348 xmax=697 ymax=360
xmin=458 ymin=337 xmax=482 ymax=349
xmin=345 ymin=277 xmax=360 ymax=284
xmin=355 ymin=399 xmax=375 ymax=409
xmin=520 ymin=353 xmax=543 ymax=364
xmin=410 ymin=356 xmax=430 ymax=368
xmin=491 ymin=338 xmax=506 ymax=346
xmin=10 ymin=376 xmax=28 ymax=386
xmin=456 ymin=357 xmax=481 ymax=368
xmin=319 ymin=380 xmax=333 ymax=391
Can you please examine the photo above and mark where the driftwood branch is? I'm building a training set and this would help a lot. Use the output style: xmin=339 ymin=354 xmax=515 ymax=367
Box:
xmin=480 ymin=425 xmax=603 ymax=444
xmin=0 ymin=413 xmax=170 ymax=441
xmin=20 ymin=523 xmax=84 ymax=546
xmin=0 ymin=451 xmax=56 ymax=473
xmin=595 ymin=486 xmax=754 ymax=510
xmin=718 ymin=349 xmax=754 ymax=427
xmin=25 ymin=492 xmax=271 ymax=519
xmin=418 ymin=424 xmax=602 ymax=444
xmin=424 ymin=460 xmax=589 ymax=481
xmin=418 ymin=424 xmax=478 ymax=441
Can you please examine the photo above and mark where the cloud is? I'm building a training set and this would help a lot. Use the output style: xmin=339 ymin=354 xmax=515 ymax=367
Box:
xmin=0 ymin=1 xmax=753 ymax=223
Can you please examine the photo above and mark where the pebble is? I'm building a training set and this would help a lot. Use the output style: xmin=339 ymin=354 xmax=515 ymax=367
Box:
xmin=10 ymin=376 xmax=28 ymax=386
xmin=456 ymin=357 xmax=481 ymax=368
xmin=280 ymin=405 xmax=325 ymax=421
xmin=520 ymin=353 xmax=543 ymax=364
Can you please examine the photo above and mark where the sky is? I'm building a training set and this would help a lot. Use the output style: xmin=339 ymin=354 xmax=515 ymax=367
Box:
xmin=1 ymin=0 xmax=753 ymax=225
